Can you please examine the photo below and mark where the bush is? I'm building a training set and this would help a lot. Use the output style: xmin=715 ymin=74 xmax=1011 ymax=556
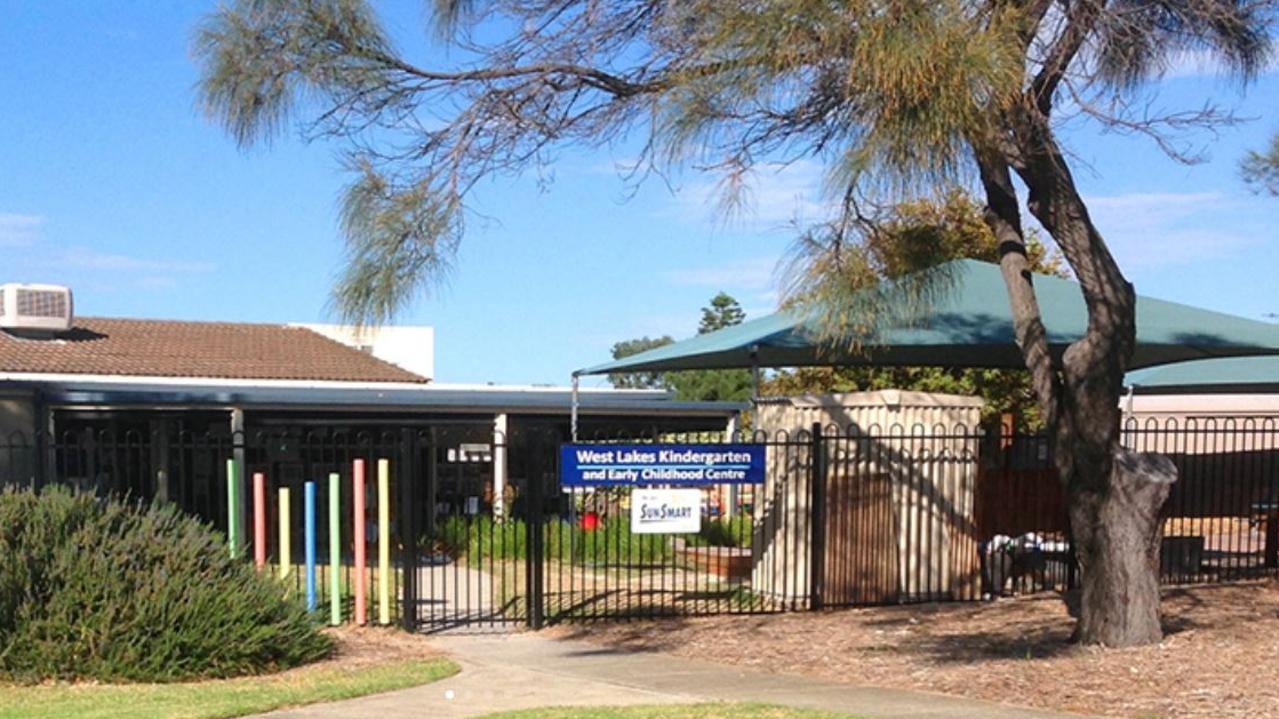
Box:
xmin=687 ymin=516 xmax=753 ymax=548
xmin=0 ymin=487 xmax=332 ymax=683
xmin=433 ymin=515 xmax=673 ymax=565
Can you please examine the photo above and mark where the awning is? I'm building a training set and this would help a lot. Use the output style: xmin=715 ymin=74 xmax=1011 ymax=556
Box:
xmin=578 ymin=259 xmax=1279 ymax=375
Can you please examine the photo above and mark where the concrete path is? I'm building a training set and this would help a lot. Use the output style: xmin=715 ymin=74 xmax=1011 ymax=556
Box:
xmin=257 ymin=633 xmax=1092 ymax=719
xmin=414 ymin=561 xmax=508 ymax=631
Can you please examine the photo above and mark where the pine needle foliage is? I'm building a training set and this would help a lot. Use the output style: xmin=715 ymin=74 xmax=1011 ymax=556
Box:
xmin=1242 ymin=132 xmax=1279 ymax=196
xmin=194 ymin=0 xmax=1272 ymax=327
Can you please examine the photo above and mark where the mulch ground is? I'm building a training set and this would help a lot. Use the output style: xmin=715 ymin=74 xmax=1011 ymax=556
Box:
xmin=306 ymin=625 xmax=440 ymax=671
xmin=549 ymin=581 xmax=1279 ymax=718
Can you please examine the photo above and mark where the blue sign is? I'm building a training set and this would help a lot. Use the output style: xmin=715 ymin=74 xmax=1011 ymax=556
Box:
xmin=559 ymin=443 xmax=766 ymax=488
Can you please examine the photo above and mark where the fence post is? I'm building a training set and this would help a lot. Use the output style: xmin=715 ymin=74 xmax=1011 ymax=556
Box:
xmin=150 ymin=418 xmax=171 ymax=505
xmin=398 ymin=428 xmax=419 ymax=632
xmin=525 ymin=435 xmax=546 ymax=630
xmin=32 ymin=391 xmax=48 ymax=491
xmin=809 ymin=422 xmax=827 ymax=611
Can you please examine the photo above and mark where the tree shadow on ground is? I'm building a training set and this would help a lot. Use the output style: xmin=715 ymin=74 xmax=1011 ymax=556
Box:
xmin=548 ymin=582 xmax=1278 ymax=668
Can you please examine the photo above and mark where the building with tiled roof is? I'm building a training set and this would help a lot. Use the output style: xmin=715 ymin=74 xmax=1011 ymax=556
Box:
xmin=0 ymin=317 xmax=428 ymax=384
xmin=0 ymin=299 xmax=744 ymax=533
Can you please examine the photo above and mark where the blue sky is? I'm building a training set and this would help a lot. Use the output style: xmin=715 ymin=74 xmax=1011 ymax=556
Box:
xmin=2 ymin=3 xmax=1277 ymax=386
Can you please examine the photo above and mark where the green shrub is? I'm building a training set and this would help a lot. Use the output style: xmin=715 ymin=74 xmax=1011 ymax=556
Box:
xmin=0 ymin=487 xmax=332 ymax=683
xmin=432 ymin=515 xmax=673 ymax=565
xmin=687 ymin=516 xmax=753 ymax=548
xmin=549 ymin=517 xmax=673 ymax=566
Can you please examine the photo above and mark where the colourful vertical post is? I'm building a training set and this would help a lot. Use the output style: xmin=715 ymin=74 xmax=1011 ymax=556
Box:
xmin=279 ymin=487 xmax=291 ymax=578
xmin=353 ymin=459 xmax=367 ymax=625
xmin=328 ymin=472 xmax=341 ymax=626
xmin=226 ymin=458 xmax=241 ymax=559
xmin=377 ymin=459 xmax=391 ymax=625
xmin=304 ymin=481 xmax=317 ymax=612
xmin=253 ymin=472 xmax=266 ymax=570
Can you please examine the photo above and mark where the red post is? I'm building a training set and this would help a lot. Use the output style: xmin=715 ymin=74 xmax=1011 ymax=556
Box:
xmin=253 ymin=472 xmax=267 ymax=570
xmin=353 ymin=459 xmax=367 ymax=625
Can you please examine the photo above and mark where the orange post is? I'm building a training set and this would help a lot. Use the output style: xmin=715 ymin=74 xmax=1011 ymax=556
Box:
xmin=253 ymin=472 xmax=267 ymax=570
xmin=353 ymin=459 xmax=367 ymax=625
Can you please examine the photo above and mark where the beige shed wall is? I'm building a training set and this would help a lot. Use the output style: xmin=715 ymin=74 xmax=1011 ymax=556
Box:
xmin=752 ymin=391 xmax=983 ymax=606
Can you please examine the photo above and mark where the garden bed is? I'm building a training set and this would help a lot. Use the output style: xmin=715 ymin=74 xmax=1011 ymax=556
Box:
xmin=551 ymin=581 xmax=1279 ymax=718
xmin=672 ymin=539 xmax=753 ymax=580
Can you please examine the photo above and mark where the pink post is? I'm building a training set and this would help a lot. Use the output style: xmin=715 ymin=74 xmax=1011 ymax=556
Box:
xmin=253 ymin=472 xmax=267 ymax=570
xmin=353 ymin=459 xmax=367 ymax=625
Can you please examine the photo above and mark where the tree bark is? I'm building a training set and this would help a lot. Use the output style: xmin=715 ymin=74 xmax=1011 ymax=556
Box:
xmin=1069 ymin=449 xmax=1177 ymax=645
xmin=974 ymin=110 xmax=1179 ymax=647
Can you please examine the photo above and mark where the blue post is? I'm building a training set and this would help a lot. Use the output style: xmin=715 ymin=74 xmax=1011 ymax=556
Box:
xmin=304 ymin=481 xmax=317 ymax=612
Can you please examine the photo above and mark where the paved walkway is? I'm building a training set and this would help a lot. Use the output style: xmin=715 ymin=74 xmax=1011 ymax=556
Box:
xmin=257 ymin=633 xmax=1091 ymax=719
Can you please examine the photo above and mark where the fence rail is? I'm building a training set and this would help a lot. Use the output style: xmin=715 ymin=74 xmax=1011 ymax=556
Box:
xmin=3 ymin=416 xmax=1278 ymax=632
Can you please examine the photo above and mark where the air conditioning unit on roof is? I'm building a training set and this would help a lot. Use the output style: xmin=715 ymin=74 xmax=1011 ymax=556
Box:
xmin=0 ymin=284 xmax=74 ymax=332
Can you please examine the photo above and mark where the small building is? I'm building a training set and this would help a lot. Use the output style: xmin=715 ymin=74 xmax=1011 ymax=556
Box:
xmin=751 ymin=391 xmax=984 ymax=606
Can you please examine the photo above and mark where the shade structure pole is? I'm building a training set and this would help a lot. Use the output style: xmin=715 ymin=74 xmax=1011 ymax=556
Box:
xmin=749 ymin=345 xmax=761 ymax=404
xmin=571 ymin=373 xmax=580 ymax=442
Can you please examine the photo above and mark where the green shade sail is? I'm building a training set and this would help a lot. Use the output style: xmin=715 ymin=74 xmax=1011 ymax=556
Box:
xmin=579 ymin=260 xmax=1279 ymax=375
xmin=1125 ymin=357 xmax=1279 ymax=392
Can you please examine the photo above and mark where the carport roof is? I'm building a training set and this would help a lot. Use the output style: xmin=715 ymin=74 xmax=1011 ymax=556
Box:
xmin=26 ymin=379 xmax=746 ymax=415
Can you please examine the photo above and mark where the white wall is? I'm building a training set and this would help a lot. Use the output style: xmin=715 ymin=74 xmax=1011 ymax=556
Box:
xmin=298 ymin=324 xmax=435 ymax=381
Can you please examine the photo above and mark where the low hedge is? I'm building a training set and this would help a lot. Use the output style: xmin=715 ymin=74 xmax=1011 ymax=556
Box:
xmin=0 ymin=487 xmax=332 ymax=683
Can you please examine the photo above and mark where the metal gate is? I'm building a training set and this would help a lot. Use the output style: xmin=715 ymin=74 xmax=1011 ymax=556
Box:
xmin=403 ymin=427 xmax=804 ymax=633
xmin=401 ymin=426 xmax=552 ymax=632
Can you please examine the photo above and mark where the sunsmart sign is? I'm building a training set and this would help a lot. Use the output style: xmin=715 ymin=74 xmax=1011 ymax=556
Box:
xmin=559 ymin=443 xmax=766 ymax=488
xmin=631 ymin=488 xmax=701 ymax=534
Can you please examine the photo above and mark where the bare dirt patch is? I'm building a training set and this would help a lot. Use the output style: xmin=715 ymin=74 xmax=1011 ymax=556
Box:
xmin=549 ymin=582 xmax=1279 ymax=718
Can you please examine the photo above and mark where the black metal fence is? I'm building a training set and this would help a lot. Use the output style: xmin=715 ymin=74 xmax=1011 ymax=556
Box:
xmin=3 ymin=416 xmax=1279 ymax=633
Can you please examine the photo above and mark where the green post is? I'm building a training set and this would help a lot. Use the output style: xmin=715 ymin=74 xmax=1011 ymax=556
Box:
xmin=226 ymin=458 xmax=241 ymax=559
xmin=328 ymin=472 xmax=341 ymax=626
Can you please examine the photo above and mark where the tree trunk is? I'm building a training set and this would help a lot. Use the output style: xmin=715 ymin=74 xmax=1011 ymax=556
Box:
xmin=1064 ymin=443 xmax=1177 ymax=646
xmin=974 ymin=108 xmax=1179 ymax=646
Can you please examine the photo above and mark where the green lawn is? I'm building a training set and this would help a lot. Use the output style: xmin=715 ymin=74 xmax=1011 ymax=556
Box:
xmin=478 ymin=703 xmax=864 ymax=719
xmin=0 ymin=657 xmax=458 ymax=719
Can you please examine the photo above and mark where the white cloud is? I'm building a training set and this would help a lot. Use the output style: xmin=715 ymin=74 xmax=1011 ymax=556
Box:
xmin=4 ymin=245 xmax=217 ymax=293
xmin=60 ymin=248 xmax=215 ymax=274
xmin=661 ymin=256 xmax=781 ymax=291
xmin=1083 ymin=191 xmax=1259 ymax=268
xmin=1161 ymin=49 xmax=1276 ymax=80
xmin=669 ymin=159 xmax=830 ymax=230
xmin=0 ymin=213 xmax=43 ymax=247
xmin=1083 ymin=191 xmax=1222 ymax=212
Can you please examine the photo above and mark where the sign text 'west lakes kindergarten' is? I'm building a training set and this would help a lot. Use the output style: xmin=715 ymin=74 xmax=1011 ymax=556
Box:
xmin=559 ymin=444 xmax=766 ymax=488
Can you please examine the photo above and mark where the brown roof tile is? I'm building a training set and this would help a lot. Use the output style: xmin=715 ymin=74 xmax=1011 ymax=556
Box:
xmin=0 ymin=317 xmax=427 ymax=383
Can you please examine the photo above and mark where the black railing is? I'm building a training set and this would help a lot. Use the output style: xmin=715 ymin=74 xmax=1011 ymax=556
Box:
xmin=3 ymin=416 xmax=1279 ymax=632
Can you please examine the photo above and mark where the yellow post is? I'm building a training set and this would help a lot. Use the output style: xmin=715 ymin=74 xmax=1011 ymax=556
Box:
xmin=377 ymin=459 xmax=391 ymax=625
xmin=279 ymin=486 xmax=291 ymax=578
